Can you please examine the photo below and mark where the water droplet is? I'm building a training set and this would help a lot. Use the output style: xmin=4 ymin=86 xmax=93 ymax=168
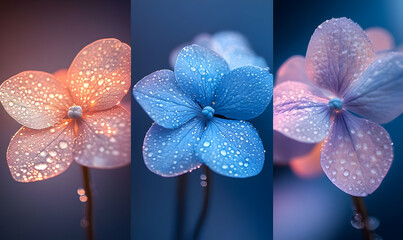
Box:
xmin=34 ymin=163 xmax=48 ymax=171
xmin=343 ymin=170 xmax=350 ymax=177
xmin=49 ymin=150 xmax=57 ymax=157
xmin=59 ymin=141 xmax=68 ymax=149
xmin=351 ymin=211 xmax=365 ymax=229
xmin=220 ymin=150 xmax=227 ymax=156
xmin=366 ymin=216 xmax=380 ymax=231
xmin=203 ymin=141 xmax=210 ymax=147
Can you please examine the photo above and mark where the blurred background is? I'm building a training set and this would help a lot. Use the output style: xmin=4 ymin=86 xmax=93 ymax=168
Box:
xmin=132 ymin=0 xmax=273 ymax=239
xmin=0 ymin=0 xmax=130 ymax=239
xmin=274 ymin=0 xmax=403 ymax=239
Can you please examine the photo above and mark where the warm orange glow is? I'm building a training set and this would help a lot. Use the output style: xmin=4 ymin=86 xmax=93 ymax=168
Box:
xmin=79 ymin=195 xmax=88 ymax=202
xmin=0 ymin=39 xmax=131 ymax=182
xmin=366 ymin=27 xmax=395 ymax=52
xmin=290 ymin=142 xmax=323 ymax=178
xmin=77 ymin=188 xmax=86 ymax=196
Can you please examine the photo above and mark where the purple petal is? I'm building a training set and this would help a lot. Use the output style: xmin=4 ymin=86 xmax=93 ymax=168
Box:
xmin=344 ymin=53 xmax=403 ymax=124
xmin=273 ymin=81 xmax=331 ymax=143
xmin=174 ymin=45 xmax=230 ymax=107
xmin=143 ymin=117 xmax=204 ymax=177
xmin=276 ymin=55 xmax=311 ymax=85
xmin=321 ymin=111 xmax=393 ymax=196
xmin=133 ymin=70 xmax=200 ymax=129
xmin=306 ymin=18 xmax=376 ymax=96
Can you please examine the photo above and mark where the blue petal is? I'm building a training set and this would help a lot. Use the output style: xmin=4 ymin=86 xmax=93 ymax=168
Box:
xmin=321 ymin=111 xmax=393 ymax=196
xmin=174 ymin=44 xmax=230 ymax=107
xmin=196 ymin=118 xmax=265 ymax=178
xmin=212 ymin=31 xmax=267 ymax=69
xmin=344 ymin=53 xmax=403 ymax=124
xmin=212 ymin=31 xmax=252 ymax=52
xmin=214 ymin=66 xmax=273 ymax=120
xmin=133 ymin=70 xmax=200 ymax=129
xmin=143 ymin=117 xmax=204 ymax=177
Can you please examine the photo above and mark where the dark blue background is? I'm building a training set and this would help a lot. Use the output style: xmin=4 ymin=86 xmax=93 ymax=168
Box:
xmin=0 ymin=0 xmax=130 ymax=239
xmin=132 ymin=0 xmax=273 ymax=239
xmin=274 ymin=0 xmax=403 ymax=239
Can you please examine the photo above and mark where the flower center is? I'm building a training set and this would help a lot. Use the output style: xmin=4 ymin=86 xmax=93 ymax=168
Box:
xmin=202 ymin=106 xmax=215 ymax=120
xmin=328 ymin=97 xmax=343 ymax=111
xmin=68 ymin=106 xmax=83 ymax=119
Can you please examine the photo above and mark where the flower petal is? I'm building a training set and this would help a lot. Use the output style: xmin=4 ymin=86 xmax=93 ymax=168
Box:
xmin=273 ymin=131 xmax=316 ymax=164
xmin=174 ymin=44 xmax=230 ymax=107
xmin=143 ymin=117 xmax=204 ymax=177
xmin=7 ymin=121 xmax=75 ymax=182
xmin=133 ymin=70 xmax=200 ymax=129
xmin=67 ymin=38 xmax=131 ymax=111
xmin=321 ymin=111 xmax=393 ymax=196
xmin=273 ymin=81 xmax=331 ymax=143
xmin=306 ymin=18 xmax=376 ymax=96
xmin=365 ymin=27 xmax=395 ymax=52
xmin=344 ymin=53 xmax=403 ymax=124
xmin=196 ymin=118 xmax=264 ymax=178
xmin=276 ymin=55 xmax=310 ymax=85
xmin=74 ymin=106 xmax=131 ymax=168
xmin=0 ymin=71 xmax=72 ymax=129
xmin=214 ymin=66 xmax=272 ymax=120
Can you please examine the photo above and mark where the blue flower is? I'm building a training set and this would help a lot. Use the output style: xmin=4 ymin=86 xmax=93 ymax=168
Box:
xmin=169 ymin=31 xmax=267 ymax=70
xmin=274 ymin=17 xmax=403 ymax=196
xmin=134 ymin=44 xmax=272 ymax=178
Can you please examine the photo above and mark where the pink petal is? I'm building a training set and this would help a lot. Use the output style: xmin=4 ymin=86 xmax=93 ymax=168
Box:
xmin=290 ymin=142 xmax=323 ymax=178
xmin=67 ymin=39 xmax=131 ymax=112
xmin=7 ymin=120 xmax=75 ymax=182
xmin=306 ymin=18 xmax=376 ymax=96
xmin=321 ymin=111 xmax=393 ymax=196
xmin=365 ymin=27 xmax=395 ymax=52
xmin=0 ymin=71 xmax=72 ymax=129
xmin=273 ymin=81 xmax=331 ymax=143
xmin=74 ymin=106 xmax=130 ymax=168
xmin=276 ymin=55 xmax=311 ymax=85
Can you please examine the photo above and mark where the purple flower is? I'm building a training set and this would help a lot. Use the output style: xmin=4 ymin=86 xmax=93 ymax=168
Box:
xmin=274 ymin=18 xmax=403 ymax=196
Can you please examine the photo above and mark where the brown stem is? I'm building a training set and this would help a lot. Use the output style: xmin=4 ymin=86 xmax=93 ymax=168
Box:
xmin=82 ymin=166 xmax=94 ymax=240
xmin=352 ymin=196 xmax=372 ymax=240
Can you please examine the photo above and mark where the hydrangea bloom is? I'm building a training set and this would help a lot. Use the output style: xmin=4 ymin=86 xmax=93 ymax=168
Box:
xmin=169 ymin=31 xmax=267 ymax=70
xmin=134 ymin=44 xmax=272 ymax=177
xmin=274 ymin=18 xmax=403 ymax=196
xmin=0 ymin=39 xmax=131 ymax=182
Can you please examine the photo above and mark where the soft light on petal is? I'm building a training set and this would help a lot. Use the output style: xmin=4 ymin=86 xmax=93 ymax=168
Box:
xmin=196 ymin=118 xmax=265 ymax=178
xmin=365 ymin=27 xmax=395 ymax=52
xmin=133 ymin=70 xmax=200 ymax=129
xmin=7 ymin=121 xmax=75 ymax=182
xmin=344 ymin=53 xmax=403 ymax=124
xmin=67 ymin=38 xmax=131 ymax=111
xmin=306 ymin=18 xmax=376 ymax=96
xmin=214 ymin=66 xmax=273 ymax=120
xmin=321 ymin=111 xmax=393 ymax=196
xmin=273 ymin=81 xmax=331 ymax=143
xmin=0 ymin=71 xmax=72 ymax=129
xmin=276 ymin=55 xmax=310 ymax=85
xmin=273 ymin=131 xmax=316 ymax=165
xmin=143 ymin=117 xmax=204 ymax=177
xmin=290 ymin=142 xmax=323 ymax=178
xmin=74 ymin=106 xmax=131 ymax=168
xmin=174 ymin=44 xmax=230 ymax=107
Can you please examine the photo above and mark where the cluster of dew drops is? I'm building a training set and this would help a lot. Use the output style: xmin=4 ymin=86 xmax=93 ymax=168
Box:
xmin=351 ymin=210 xmax=382 ymax=239
xmin=77 ymin=188 xmax=90 ymax=228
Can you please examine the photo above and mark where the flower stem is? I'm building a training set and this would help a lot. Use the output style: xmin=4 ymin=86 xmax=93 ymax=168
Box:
xmin=175 ymin=174 xmax=187 ymax=240
xmin=351 ymin=196 xmax=372 ymax=240
xmin=193 ymin=166 xmax=212 ymax=240
xmin=82 ymin=166 xmax=94 ymax=240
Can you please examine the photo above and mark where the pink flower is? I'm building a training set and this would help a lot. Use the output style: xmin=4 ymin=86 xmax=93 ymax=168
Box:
xmin=0 ymin=39 xmax=131 ymax=182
